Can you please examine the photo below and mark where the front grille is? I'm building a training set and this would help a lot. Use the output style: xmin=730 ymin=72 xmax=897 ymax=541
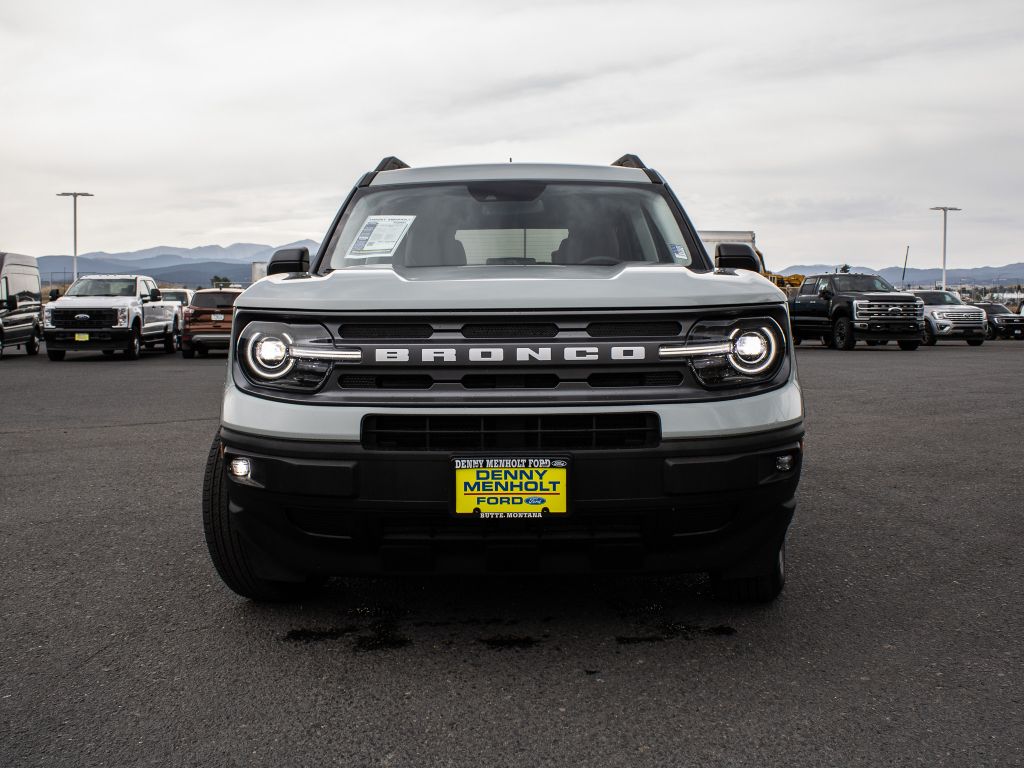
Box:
xmin=339 ymin=323 xmax=433 ymax=339
xmin=940 ymin=311 xmax=984 ymax=322
xmin=855 ymin=302 xmax=923 ymax=319
xmin=340 ymin=374 xmax=433 ymax=389
xmin=462 ymin=323 xmax=558 ymax=338
xmin=462 ymin=374 xmax=560 ymax=389
xmin=362 ymin=413 xmax=661 ymax=451
xmin=588 ymin=371 xmax=684 ymax=388
xmin=50 ymin=308 xmax=119 ymax=329
xmin=587 ymin=321 xmax=682 ymax=337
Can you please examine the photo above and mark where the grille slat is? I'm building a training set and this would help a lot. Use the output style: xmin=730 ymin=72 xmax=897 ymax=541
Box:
xmin=855 ymin=302 xmax=923 ymax=319
xmin=363 ymin=413 xmax=660 ymax=452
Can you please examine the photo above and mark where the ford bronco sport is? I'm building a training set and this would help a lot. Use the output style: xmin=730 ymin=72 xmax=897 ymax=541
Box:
xmin=203 ymin=155 xmax=805 ymax=603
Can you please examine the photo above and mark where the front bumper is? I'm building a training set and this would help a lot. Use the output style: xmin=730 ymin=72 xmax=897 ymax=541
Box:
xmin=43 ymin=328 xmax=131 ymax=350
xmin=851 ymin=319 xmax=922 ymax=340
xmin=990 ymin=320 xmax=1024 ymax=338
xmin=218 ymin=422 xmax=803 ymax=579
xmin=930 ymin=320 xmax=986 ymax=339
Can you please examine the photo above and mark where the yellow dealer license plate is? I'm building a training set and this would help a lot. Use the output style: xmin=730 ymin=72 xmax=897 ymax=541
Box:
xmin=453 ymin=457 xmax=569 ymax=519
xmin=74 ymin=333 xmax=89 ymax=341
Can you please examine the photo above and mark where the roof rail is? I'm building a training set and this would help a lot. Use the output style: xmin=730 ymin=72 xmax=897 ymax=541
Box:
xmin=611 ymin=154 xmax=647 ymax=169
xmin=374 ymin=156 xmax=410 ymax=172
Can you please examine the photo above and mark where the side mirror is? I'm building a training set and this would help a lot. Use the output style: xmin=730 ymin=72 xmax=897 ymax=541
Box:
xmin=714 ymin=243 xmax=761 ymax=273
xmin=49 ymin=288 xmax=61 ymax=301
xmin=268 ymin=246 xmax=310 ymax=276
xmin=5 ymin=296 xmax=16 ymax=311
xmin=150 ymin=288 xmax=162 ymax=301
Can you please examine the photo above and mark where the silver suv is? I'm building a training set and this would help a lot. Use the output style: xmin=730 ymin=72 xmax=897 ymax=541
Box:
xmin=912 ymin=290 xmax=986 ymax=346
xmin=203 ymin=155 xmax=805 ymax=604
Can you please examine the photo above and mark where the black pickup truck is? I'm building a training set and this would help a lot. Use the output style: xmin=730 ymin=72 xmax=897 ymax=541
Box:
xmin=789 ymin=273 xmax=924 ymax=350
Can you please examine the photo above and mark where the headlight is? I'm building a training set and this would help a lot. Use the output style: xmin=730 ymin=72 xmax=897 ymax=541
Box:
xmin=44 ymin=306 xmax=54 ymax=328
xmin=660 ymin=316 xmax=785 ymax=388
xmin=115 ymin=307 xmax=128 ymax=327
xmin=237 ymin=320 xmax=358 ymax=390
xmin=992 ymin=317 xmax=1002 ymax=324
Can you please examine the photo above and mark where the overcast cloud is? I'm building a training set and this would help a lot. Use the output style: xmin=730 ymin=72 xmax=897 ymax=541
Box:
xmin=1 ymin=0 xmax=1022 ymax=269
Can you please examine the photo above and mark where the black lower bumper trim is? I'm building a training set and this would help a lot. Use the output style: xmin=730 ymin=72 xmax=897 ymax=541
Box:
xmin=218 ymin=422 xmax=803 ymax=577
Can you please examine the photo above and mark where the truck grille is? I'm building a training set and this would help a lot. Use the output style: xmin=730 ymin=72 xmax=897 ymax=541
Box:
xmin=855 ymin=302 xmax=923 ymax=320
xmin=939 ymin=310 xmax=985 ymax=322
xmin=50 ymin=308 xmax=119 ymax=329
xmin=362 ymin=413 xmax=661 ymax=451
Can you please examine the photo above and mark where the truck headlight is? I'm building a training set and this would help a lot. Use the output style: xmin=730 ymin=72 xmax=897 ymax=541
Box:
xmin=115 ymin=307 xmax=129 ymax=327
xmin=44 ymin=306 xmax=54 ymax=328
xmin=661 ymin=316 xmax=785 ymax=388
xmin=237 ymin=320 xmax=356 ymax=390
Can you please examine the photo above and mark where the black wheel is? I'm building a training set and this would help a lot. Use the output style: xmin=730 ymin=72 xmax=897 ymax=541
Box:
xmin=102 ymin=350 xmax=115 ymax=357
xmin=898 ymin=340 xmax=920 ymax=351
xmin=124 ymin=325 xmax=142 ymax=359
xmin=832 ymin=317 xmax=856 ymax=350
xmin=966 ymin=338 xmax=984 ymax=347
xmin=181 ymin=346 xmax=196 ymax=359
xmin=197 ymin=347 xmax=209 ymax=357
xmin=986 ymin=325 xmax=999 ymax=341
xmin=25 ymin=326 xmax=40 ymax=356
xmin=713 ymin=542 xmax=786 ymax=603
xmin=47 ymin=349 xmax=66 ymax=361
xmin=163 ymin=321 xmax=179 ymax=353
xmin=793 ymin=337 xmax=802 ymax=346
xmin=203 ymin=434 xmax=324 ymax=602
xmin=865 ymin=340 xmax=879 ymax=346
xmin=922 ymin=324 xmax=937 ymax=346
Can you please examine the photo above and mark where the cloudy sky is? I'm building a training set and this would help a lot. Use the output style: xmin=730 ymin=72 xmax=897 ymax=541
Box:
xmin=1 ymin=0 xmax=1021 ymax=270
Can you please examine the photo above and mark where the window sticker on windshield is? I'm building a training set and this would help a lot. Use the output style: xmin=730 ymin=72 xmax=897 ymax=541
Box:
xmin=346 ymin=215 xmax=416 ymax=258
xmin=668 ymin=244 xmax=686 ymax=258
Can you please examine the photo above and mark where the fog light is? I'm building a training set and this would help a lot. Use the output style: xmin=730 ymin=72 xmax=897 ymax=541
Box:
xmin=228 ymin=457 xmax=251 ymax=478
xmin=775 ymin=455 xmax=794 ymax=472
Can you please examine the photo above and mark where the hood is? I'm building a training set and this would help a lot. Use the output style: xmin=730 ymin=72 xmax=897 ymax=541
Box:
xmin=838 ymin=291 xmax=919 ymax=302
xmin=236 ymin=264 xmax=786 ymax=312
xmin=49 ymin=295 xmax=137 ymax=308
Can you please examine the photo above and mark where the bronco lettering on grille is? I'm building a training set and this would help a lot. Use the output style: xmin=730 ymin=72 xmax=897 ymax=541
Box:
xmin=372 ymin=346 xmax=648 ymax=363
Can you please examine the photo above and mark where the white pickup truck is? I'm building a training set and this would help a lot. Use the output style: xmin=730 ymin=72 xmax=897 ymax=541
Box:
xmin=43 ymin=274 xmax=182 ymax=360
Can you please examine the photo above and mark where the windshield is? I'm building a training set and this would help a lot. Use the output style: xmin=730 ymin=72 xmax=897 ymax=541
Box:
xmin=832 ymin=275 xmax=894 ymax=293
xmin=191 ymin=291 xmax=239 ymax=308
xmin=162 ymin=290 xmax=188 ymax=302
xmin=322 ymin=182 xmax=695 ymax=270
xmin=983 ymin=304 xmax=1011 ymax=314
xmin=915 ymin=291 xmax=962 ymax=305
xmin=66 ymin=278 xmax=136 ymax=297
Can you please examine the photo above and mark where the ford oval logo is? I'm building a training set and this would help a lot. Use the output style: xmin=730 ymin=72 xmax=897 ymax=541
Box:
xmin=525 ymin=497 xmax=546 ymax=505
xmin=551 ymin=460 xmax=567 ymax=468
xmin=75 ymin=313 xmax=90 ymax=320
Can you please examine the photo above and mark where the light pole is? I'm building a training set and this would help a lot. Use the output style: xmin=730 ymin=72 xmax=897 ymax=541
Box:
xmin=57 ymin=192 xmax=94 ymax=282
xmin=930 ymin=205 xmax=961 ymax=291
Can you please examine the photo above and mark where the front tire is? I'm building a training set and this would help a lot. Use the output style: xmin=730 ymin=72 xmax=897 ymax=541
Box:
xmin=713 ymin=542 xmax=786 ymax=603
xmin=922 ymin=324 xmax=937 ymax=346
xmin=124 ymin=325 xmax=142 ymax=359
xmin=181 ymin=346 xmax=195 ymax=359
xmin=967 ymin=338 xmax=984 ymax=347
xmin=25 ymin=326 xmax=40 ymax=356
xmin=203 ymin=434 xmax=324 ymax=602
xmin=47 ymin=349 xmax=66 ymax=361
xmin=832 ymin=317 xmax=856 ymax=350
xmin=898 ymin=340 xmax=920 ymax=351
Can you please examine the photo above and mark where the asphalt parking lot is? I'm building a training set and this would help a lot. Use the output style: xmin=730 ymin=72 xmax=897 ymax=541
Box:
xmin=2 ymin=342 xmax=1022 ymax=767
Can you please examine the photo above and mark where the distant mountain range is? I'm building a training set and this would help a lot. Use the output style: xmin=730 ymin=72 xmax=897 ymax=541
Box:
xmin=779 ymin=263 xmax=1024 ymax=287
xmin=37 ymin=240 xmax=319 ymax=287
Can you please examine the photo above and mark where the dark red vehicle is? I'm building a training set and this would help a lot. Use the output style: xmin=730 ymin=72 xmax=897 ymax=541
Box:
xmin=181 ymin=289 xmax=243 ymax=358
